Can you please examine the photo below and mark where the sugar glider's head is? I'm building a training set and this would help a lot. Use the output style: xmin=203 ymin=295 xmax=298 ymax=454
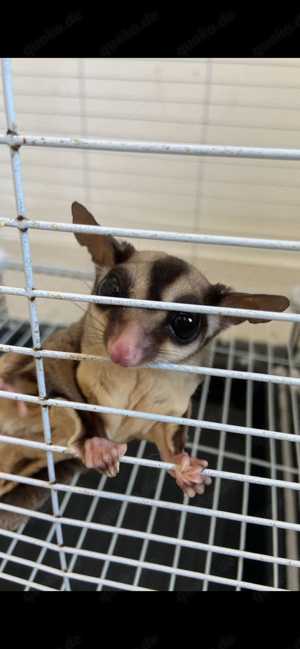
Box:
xmin=72 ymin=202 xmax=290 ymax=368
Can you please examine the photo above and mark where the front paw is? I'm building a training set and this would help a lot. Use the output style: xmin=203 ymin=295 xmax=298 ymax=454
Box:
xmin=172 ymin=453 xmax=212 ymax=498
xmin=81 ymin=437 xmax=127 ymax=478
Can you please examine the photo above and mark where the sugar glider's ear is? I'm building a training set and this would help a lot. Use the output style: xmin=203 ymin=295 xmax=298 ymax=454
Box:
xmin=205 ymin=283 xmax=290 ymax=338
xmin=71 ymin=202 xmax=135 ymax=267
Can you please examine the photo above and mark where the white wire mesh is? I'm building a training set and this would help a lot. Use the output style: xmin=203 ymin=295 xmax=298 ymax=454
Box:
xmin=0 ymin=58 xmax=299 ymax=591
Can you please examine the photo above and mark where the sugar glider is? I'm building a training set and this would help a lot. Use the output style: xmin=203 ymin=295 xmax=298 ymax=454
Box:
xmin=0 ymin=202 xmax=290 ymax=528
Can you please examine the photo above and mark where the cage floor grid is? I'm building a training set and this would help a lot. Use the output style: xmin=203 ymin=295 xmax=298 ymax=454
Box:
xmin=0 ymin=317 xmax=299 ymax=591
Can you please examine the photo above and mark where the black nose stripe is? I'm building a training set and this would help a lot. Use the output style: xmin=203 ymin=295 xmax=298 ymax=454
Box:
xmin=148 ymin=257 xmax=189 ymax=302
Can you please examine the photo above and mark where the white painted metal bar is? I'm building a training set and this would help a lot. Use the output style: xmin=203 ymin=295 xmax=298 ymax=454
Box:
xmin=1 ymin=57 xmax=70 ymax=590
xmin=0 ymin=522 xmax=27 ymax=577
xmin=2 ymin=341 xmax=300 ymax=387
xmin=267 ymin=327 xmax=279 ymax=588
xmin=4 ymin=430 xmax=294 ymax=472
xmin=131 ymin=463 xmax=168 ymax=589
xmin=186 ymin=440 xmax=300 ymax=476
xmin=236 ymin=328 xmax=254 ymax=590
xmin=277 ymin=376 xmax=300 ymax=591
xmin=0 ymin=551 xmax=154 ymax=590
xmin=2 ymin=463 xmax=300 ymax=513
xmin=1 ymin=132 xmax=300 ymax=163
xmin=1 ymin=59 xmax=17 ymax=134
xmin=0 ymin=388 xmax=299 ymax=444
xmin=203 ymin=331 xmax=235 ymax=590
xmin=218 ymin=343 xmax=300 ymax=371
xmin=1 ymin=515 xmax=300 ymax=571
xmin=1 ymin=486 xmax=300 ymax=537
xmin=0 ymin=572 xmax=56 ymax=591
xmin=62 ymin=472 xmax=108 ymax=591
xmin=286 ymin=345 xmax=300 ymax=486
xmin=24 ymin=470 xmax=82 ymax=590
xmin=168 ymin=342 xmax=216 ymax=591
xmin=1 ymin=217 xmax=300 ymax=251
xmin=1 ymin=460 xmax=300 ymax=492
xmin=0 ymin=547 xmax=285 ymax=591
xmin=1 ymin=284 xmax=298 ymax=323
xmin=97 ymin=440 xmax=148 ymax=590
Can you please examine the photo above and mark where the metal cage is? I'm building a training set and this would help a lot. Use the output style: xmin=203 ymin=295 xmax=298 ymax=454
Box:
xmin=0 ymin=58 xmax=300 ymax=591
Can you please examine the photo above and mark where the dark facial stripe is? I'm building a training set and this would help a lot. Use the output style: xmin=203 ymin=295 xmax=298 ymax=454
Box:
xmin=204 ymin=282 xmax=232 ymax=306
xmin=148 ymin=257 xmax=189 ymax=302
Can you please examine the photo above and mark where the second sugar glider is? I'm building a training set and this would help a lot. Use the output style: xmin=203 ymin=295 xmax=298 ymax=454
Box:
xmin=0 ymin=201 xmax=290 ymax=511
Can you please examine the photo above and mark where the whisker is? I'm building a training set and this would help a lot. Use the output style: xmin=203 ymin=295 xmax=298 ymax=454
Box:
xmin=73 ymin=302 xmax=107 ymax=332
xmin=75 ymin=274 xmax=94 ymax=293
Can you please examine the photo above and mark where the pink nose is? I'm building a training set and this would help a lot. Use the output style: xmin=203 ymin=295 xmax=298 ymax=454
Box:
xmin=107 ymin=326 xmax=144 ymax=367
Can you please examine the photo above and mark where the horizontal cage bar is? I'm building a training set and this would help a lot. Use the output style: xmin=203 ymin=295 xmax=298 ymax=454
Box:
xmin=0 ymin=284 xmax=298 ymax=322
xmin=0 ymin=548 xmax=283 ymax=591
xmin=2 ymin=454 xmax=300 ymax=490
xmin=1 ymin=133 xmax=300 ymax=163
xmin=1 ymin=217 xmax=300 ymax=251
xmin=0 ymin=388 xmax=298 ymax=443
xmin=1 ymin=519 xmax=300 ymax=570
xmin=1 ymin=484 xmax=299 ymax=533
xmin=1 ymin=343 xmax=300 ymax=387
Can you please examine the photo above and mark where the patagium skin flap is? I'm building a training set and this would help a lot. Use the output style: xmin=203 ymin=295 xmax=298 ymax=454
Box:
xmin=0 ymin=201 xmax=290 ymax=527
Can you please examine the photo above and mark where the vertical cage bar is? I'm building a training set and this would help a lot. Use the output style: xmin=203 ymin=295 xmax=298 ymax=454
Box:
xmin=1 ymin=58 xmax=70 ymax=590
xmin=275 ymin=363 xmax=299 ymax=591
xmin=97 ymin=440 xmax=148 ymax=590
xmin=202 ymin=331 xmax=236 ymax=590
xmin=62 ymin=472 xmax=108 ymax=591
xmin=267 ymin=326 xmax=279 ymax=588
xmin=287 ymin=343 xmax=300 ymax=488
xmin=25 ymin=470 xmax=81 ymax=591
xmin=236 ymin=326 xmax=254 ymax=590
xmin=168 ymin=341 xmax=217 ymax=591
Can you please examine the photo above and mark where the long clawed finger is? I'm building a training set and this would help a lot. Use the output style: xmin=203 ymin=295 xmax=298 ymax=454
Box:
xmin=172 ymin=452 xmax=212 ymax=497
xmin=82 ymin=437 xmax=127 ymax=478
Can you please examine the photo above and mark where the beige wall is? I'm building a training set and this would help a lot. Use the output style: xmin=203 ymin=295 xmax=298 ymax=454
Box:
xmin=0 ymin=58 xmax=299 ymax=343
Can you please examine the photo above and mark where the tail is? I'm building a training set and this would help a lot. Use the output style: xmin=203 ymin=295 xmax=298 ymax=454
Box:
xmin=0 ymin=459 xmax=85 ymax=531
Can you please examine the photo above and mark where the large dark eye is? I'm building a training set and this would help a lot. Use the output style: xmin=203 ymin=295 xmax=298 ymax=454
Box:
xmin=169 ymin=312 xmax=200 ymax=342
xmin=98 ymin=274 xmax=121 ymax=297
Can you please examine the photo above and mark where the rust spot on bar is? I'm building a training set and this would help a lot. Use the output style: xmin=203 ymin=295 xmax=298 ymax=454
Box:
xmin=23 ymin=138 xmax=27 ymax=144
xmin=30 ymin=297 xmax=35 ymax=302
xmin=17 ymin=214 xmax=26 ymax=221
xmin=11 ymin=144 xmax=20 ymax=153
